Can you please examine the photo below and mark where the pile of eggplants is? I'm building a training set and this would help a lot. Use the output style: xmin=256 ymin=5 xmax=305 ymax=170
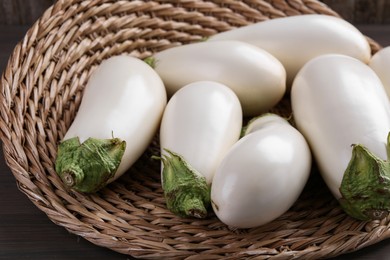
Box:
xmin=55 ymin=14 xmax=390 ymax=229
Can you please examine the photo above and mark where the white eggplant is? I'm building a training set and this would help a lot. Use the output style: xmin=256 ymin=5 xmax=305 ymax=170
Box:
xmin=209 ymin=14 xmax=371 ymax=86
xmin=158 ymin=81 xmax=242 ymax=218
xmin=369 ymin=46 xmax=390 ymax=98
xmin=55 ymin=55 xmax=167 ymax=193
xmin=147 ymin=40 xmax=286 ymax=116
xmin=291 ymin=54 xmax=390 ymax=220
xmin=211 ymin=114 xmax=311 ymax=228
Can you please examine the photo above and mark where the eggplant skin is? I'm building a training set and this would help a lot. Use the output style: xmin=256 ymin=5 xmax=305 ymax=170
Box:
xmin=291 ymin=54 xmax=390 ymax=221
xmin=56 ymin=55 xmax=167 ymax=192
xmin=210 ymin=14 xmax=371 ymax=85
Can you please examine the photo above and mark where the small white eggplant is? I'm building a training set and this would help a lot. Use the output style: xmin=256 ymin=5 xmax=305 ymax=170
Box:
xmin=158 ymin=81 xmax=242 ymax=218
xmin=369 ymin=46 xmax=390 ymax=98
xmin=211 ymin=114 xmax=311 ymax=229
xmin=55 ymin=55 xmax=167 ymax=193
xmin=209 ymin=14 xmax=371 ymax=86
xmin=291 ymin=54 xmax=390 ymax=221
xmin=147 ymin=40 xmax=286 ymax=116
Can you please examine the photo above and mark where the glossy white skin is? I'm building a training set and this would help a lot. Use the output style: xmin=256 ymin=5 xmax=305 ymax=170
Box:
xmin=211 ymin=114 xmax=311 ymax=229
xmin=64 ymin=55 xmax=167 ymax=181
xmin=160 ymin=81 xmax=242 ymax=184
xmin=244 ymin=113 xmax=291 ymax=135
xmin=369 ymin=46 xmax=390 ymax=98
xmin=153 ymin=40 xmax=286 ymax=116
xmin=209 ymin=14 xmax=371 ymax=86
xmin=291 ymin=54 xmax=390 ymax=199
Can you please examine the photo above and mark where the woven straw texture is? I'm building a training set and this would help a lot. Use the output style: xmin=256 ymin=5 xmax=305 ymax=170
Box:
xmin=0 ymin=0 xmax=388 ymax=259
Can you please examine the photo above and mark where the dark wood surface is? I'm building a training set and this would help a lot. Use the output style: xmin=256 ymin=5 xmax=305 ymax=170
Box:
xmin=0 ymin=0 xmax=54 ymax=25
xmin=1 ymin=24 xmax=390 ymax=260
xmin=321 ymin=0 xmax=390 ymax=24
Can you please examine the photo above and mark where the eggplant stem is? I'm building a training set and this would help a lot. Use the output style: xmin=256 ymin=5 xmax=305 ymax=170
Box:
xmin=62 ymin=171 xmax=76 ymax=187
xmin=55 ymin=137 xmax=126 ymax=193
xmin=159 ymin=149 xmax=211 ymax=218
xmin=339 ymin=133 xmax=390 ymax=221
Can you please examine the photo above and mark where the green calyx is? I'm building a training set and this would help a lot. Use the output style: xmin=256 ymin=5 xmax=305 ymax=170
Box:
xmin=339 ymin=132 xmax=390 ymax=221
xmin=143 ymin=57 xmax=156 ymax=68
xmin=55 ymin=137 xmax=126 ymax=193
xmin=154 ymin=149 xmax=211 ymax=218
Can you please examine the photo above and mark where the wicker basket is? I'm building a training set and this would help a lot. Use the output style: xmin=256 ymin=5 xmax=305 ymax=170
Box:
xmin=0 ymin=0 xmax=388 ymax=259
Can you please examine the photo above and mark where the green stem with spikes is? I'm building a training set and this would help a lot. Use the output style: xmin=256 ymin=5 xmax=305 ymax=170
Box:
xmin=154 ymin=149 xmax=211 ymax=218
xmin=339 ymin=132 xmax=390 ymax=221
xmin=55 ymin=137 xmax=126 ymax=193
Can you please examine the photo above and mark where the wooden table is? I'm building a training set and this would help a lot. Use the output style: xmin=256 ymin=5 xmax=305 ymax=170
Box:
xmin=1 ymin=24 xmax=390 ymax=260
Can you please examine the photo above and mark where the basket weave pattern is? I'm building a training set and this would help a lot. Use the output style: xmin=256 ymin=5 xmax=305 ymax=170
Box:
xmin=0 ymin=0 xmax=389 ymax=259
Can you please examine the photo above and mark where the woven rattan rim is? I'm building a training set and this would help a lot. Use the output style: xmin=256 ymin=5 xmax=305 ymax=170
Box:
xmin=0 ymin=0 xmax=388 ymax=259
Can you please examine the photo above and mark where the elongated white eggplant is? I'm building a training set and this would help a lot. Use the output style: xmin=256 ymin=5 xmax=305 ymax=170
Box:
xmin=369 ymin=46 xmax=390 ymax=98
xmin=158 ymin=81 xmax=242 ymax=218
xmin=291 ymin=54 xmax=390 ymax=220
xmin=147 ymin=40 xmax=286 ymax=116
xmin=209 ymin=14 xmax=371 ymax=86
xmin=211 ymin=114 xmax=311 ymax=228
xmin=55 ymin=55 xmax=167 ymax=193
